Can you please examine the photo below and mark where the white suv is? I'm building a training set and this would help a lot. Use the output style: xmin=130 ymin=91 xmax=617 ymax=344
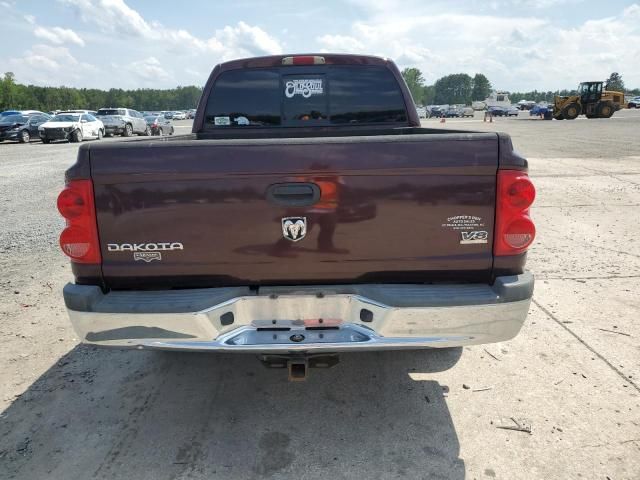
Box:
xmin=95 ymin=108 xmax=150 ymax=137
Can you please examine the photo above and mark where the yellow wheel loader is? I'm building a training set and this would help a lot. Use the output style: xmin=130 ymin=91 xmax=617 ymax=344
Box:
xmin=553 ymin=81 xmax=625 ymax=120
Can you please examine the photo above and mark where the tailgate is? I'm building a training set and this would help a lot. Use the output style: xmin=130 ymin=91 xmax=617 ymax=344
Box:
xmin=90 ymin=134 xmax=498 ymax=288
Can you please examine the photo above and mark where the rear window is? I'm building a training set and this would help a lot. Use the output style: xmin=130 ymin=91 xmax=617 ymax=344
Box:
xmin=204 ymin=65 xmax=408 ymax=128
xmin=97 ymin=109 xmax=126 ymax=116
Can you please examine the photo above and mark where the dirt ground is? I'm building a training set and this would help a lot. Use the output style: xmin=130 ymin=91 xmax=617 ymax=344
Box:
xmin=0 ymin=114 xmax=639 ymax=479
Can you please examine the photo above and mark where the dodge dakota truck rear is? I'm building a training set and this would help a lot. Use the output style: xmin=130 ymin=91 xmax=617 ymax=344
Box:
xmin=59 ymin=54 xmax=535 ymax=378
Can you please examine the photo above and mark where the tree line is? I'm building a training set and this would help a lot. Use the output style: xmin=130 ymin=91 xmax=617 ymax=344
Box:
xmin=2 ymin=69 xmax=638 ymax=112
xmin=0 ymin=72 xmax=202 ymax=112
xmin=401 ymin=69 xmax=639 ymax=106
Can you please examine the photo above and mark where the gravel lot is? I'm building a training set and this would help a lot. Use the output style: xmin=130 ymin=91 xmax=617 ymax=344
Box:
xmin=1 ymin=114 xmax=639 ymax=479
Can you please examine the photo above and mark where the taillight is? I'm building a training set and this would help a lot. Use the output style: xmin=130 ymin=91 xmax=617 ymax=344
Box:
xmin=282 ymin=55 xmax=325 ymax=65
xmin=57 ymin=179 xmax=101 ymax=264
xmin=494 ymin=170 xmax=536 ymax=256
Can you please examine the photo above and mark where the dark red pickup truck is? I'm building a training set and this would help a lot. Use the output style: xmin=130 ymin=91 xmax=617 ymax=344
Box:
xmin=59 ymin=54 xmax=535 ymax=376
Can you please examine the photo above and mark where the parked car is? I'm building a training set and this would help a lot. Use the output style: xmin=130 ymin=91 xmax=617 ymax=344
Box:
xmin=144 ymin=115 xmax=175 ymax=136
xmin=415 ymin=106 xmax=430 ymax=119
xmin=628 ymin=96 xmax=640 ymax=108
xmin=461 ymin=107 xmax=474 ymax=118
xmin=530 ymin=104 xmax=551 ymax=116
xmin=164 ymin=111 xmax=174 ymax=119
xmin=0 ymin=113 xmax=51 ymax=143
xmin=39 ymin=112 xmax=104 ymax=143
xmin=487 ymin=106 xmax=506 ymax=116
xmin=0 ymin=110 xmax=21 ymax=118
xmin=516 ymin=100 xmax=536 ymax=110
xmin=63 ymin=109 xmax=97 ymax=115
xmin=95 ymin=108 xmax=150 ymax=137
xmin=58 ymin=54 xmax=535 ymax=380
xmin=1 ymin=109 xmax=46 ymax=118
xmin=444 ymin=106 xmax=463 ymax=118
xmin=505 ymin=106 xmax=520 ymax=117
xmin=172 ymin=111 xmax=187 ymax=120
xmin=428 ymin=105 xmax=448 ymax=117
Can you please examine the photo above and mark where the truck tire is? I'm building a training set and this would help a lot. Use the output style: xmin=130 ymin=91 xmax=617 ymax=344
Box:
xmin=71 ymin=129 xmax=83 ymax=143
xmin=19 ymin=130 xmax=30 ymax=143
xmin=42 ymin=139 xmax=50 ymax=144
xmin=597 ymin=102 xmax=614 ymax=118
xmin=123 ymin=124 xmax=133 ymax=137
xmin=562 ymin=103 xmax=580 ymax=120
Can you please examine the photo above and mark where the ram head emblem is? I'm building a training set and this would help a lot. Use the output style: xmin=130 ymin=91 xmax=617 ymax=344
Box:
xmin=281 ymin=217 xmax=307 ymax=242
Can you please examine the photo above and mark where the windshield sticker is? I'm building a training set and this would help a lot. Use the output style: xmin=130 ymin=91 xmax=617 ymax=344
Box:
xmin=284 ymin=79 xmax=324 ymax=98
xmin=214 ymin=116 xmax=231 ymax=126
xmin=234 ymin=116 xmax=250 ymax=126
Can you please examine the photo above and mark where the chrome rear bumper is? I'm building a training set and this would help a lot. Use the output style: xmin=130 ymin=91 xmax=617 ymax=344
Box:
xmin=64 ymin=273 xmax=533 ymax=353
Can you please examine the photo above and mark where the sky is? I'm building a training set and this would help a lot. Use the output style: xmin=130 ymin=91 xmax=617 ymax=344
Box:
xmin=1 ymin=0 xmax=639 ymax=92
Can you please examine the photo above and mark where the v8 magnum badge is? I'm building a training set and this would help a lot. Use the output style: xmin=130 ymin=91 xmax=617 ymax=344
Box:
xmin=282 ymin=217 xmax=307 ymax=242
xmin=460 ymin=231 xmax=488 ymax=244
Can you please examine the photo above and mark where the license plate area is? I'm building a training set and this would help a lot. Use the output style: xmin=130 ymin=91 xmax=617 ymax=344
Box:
xmin=225 ymin=325 xmax=369 ymax=346
xmin=251 ymin=318 xmax=343 ymax=328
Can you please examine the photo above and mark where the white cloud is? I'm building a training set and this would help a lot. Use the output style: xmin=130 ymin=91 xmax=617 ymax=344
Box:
xmin=185 ymin=68 xmax=204 ymax=78
xmin=8 ymin=44 xmax=98 ymax=86
xmin=61 ymin=0 xmax=153 ymax=37
xmin=316 ymin=34 xmax=365 ymax=53
xmin=126 ymin=56 xmax=170 ymax=82
xmin=59 ymin=0 xmax=281 ymax=59
xmin=317 ymin=5 xmax=640 ymax=91
xmin=34 ymin=26 xmax=85 ymax=46
xmin=488 ymin=0 xmax=580 ymax=8
xmin=5 ymin=0 xmax=636 ymax=91
xmin=5 ymin=0 xmax=284 ymax=88
xmin=18 ymin=44 xmax=79 ymax=70
xmin=211 ymin=21 xmax=282 ymax=59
